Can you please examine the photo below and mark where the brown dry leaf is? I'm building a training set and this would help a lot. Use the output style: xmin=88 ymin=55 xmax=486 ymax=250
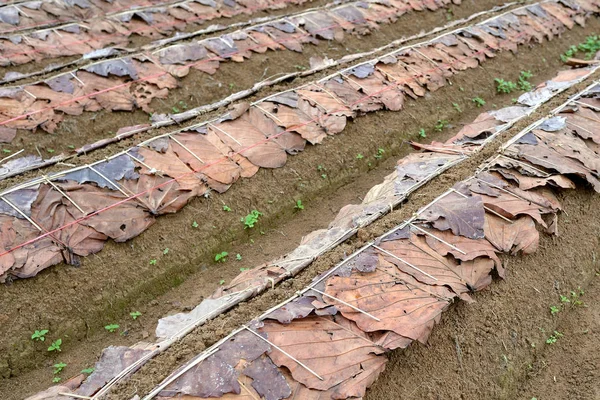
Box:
xmin=483 ymin=214 xmax=539 ymax=255
xmin=210 ymin=118 xmax=287 ymax=169
xmin=77 ymin=345 xmax=154 ymax=396
xmin=419 ymin=192 xmax=485 ymax=239
xmin=59 ymin=183 xmax=155 ymax=243
xmin=122 ymin=174 xmax=195 ymax=215
xmin=137 ymin=145 xmax=206 ymax=192
xmin=414 ymin=225 xmax=504 ymax=277
xmin=259 ymin=101 xmax=327 ymax=144
xmin=560 ymin=107 xmax=600 ymax=144
xmin=492 ymin=167 xmax=575 ymax=190
xmin=446 ymin=112 xmax=499 ymax=144
xmin=325 ymin=258 xmax=454 ymax=345
xmin=242 ymin=107 xmax=306 ymax=155
xmin=170 ymin=132 xmax=242 ymax=185
xmin=378 ymin=235 xmax=493 ymax=295
xmin=260 ymin=314 xmax=385 ymax=392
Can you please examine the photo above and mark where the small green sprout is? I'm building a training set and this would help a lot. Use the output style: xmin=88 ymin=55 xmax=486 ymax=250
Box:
xmin=472 ymin=97 xmax=486 ymax=107
xmin=356 ymin=153 xmax=364 ymax=160
xmin=53 ymin=362 xmax=67 ymax=375
xmin=374 ymin=148 xmax=385 ymax=159
xmin=2 ymin=149 xmax=11 ymax=154
xmin=81 ymin=367 xmax=95 ymax=375
xmin=215 ymin=251 xmax=228 ymax=263
xmin=236 ymin=253 xmax=242 ymax=261
xmin=149 ymin=259 xmax=157 ymax=265
xmin=560 ymin=294 xmax=570 ymax=303
xmin=434 ymin=120 xmax=448 ymax=132
xmin=105 ymin=324 xmax=119 ymax=333
xmin=48 ymin=339 xmax=62 ymax=352
xmin=452 ymin=103 xmax=462 ymax=113
xmin=192 ymin=221 xmax=199 ymax=228
xmin=294 ymin=200 xmax=304 ymax=210
xmin=418 ymin=128 xmax=426 ymax=138
xmin=219 ymin=279 xmax=226 ymax=285
xmin=240 ymin=267 xmax=250 ymax=272
xmin=31 ymin=329 xmax=49 ymax=342
xmin=241 ymin=210 xmax=262 ymax=229
xmin=518 ymin=70 xmax=533 ymax=91
xmin=546 ymin=331 xmax=563 ymax=344
xmin=130 ymin=311 xmax=142 ymax=320
xmin=223 ymin=205 xmax=232 ymax=212
xmin=163 ymin=248 xmax=169 ymax=255
xmin=550 ymin=305 xmax=560 ymax=315
xmin=67 ymin=145 xmax=75 ymax=149
xmin=495 ymin=78 xmax=518 ymax=94
xmin=52 ymin=377 xmax=61 ymax=383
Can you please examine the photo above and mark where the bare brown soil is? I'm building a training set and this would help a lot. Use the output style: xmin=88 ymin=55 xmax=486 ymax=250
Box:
xmin=0 ymin=0 xmax=508 ymax=168
xmin=1 ymin=6 xmax=599 ymax=400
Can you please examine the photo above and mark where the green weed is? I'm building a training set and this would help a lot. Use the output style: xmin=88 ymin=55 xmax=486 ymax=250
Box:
xmin=223 ymin=205 xmax=232 ymax=212
xmin=452 ymin=103 xmax=462 ymax=113
xmin=215 ymin=251 xmax=228 ymax=263
xmin=294 ymin=200 xmax=304 ymax=210
xmin=418 ymin=128 xmax=426 ymax=138
xmin=149 ymin=259 xmax=157 ymax=265
xmin=356 ymin=153 xmax=364 ymax=160
xmin=495 ymin=78 xmax=518 ymax=94
xmin=192 ymin=221 xmax=199 ymax=228
xmin=241 ymin=210 xmax=262 ymax=229
xmin=546 ymin=331 xmax=563 ymax=344
xmin=52 ymin=377 xmax=61 ymax=383
xmin=53 ymin=362 xmax=67 ymax=375
xmin=81 ymin=368 xmax=95 ymax=375
xmin=236 ymin=254 xmax=242 ymax=261
xmin=434 ymin=120 xmax=448 ymax=132
xmin=31 ymin=329 xmax=49 ymax=342
xmin=374 ymin=148 xmax=385 ymax=159
xmin=104 ymin=324 xmax=119 ymax=333
xmin=130 ymin=311 xmax=142 ymax=320
xmin=472 ymin=97 xmax=485 ymax=107
xmin=48 ymin=339 xmax=62 ymax=352
xmin=550 ymin=305 xmax=560 ymax=315
xmin=561 ymin=35 xmax=600 ymax=61
xmin=518 ymin=70 xmax=533 ymax=91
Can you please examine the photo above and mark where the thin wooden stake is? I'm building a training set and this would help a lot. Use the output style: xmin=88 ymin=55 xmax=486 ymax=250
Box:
xmin=70 ymin=71 xmax=85 ymax=86
xmin=306 ymin=287 xmax=381 ymax=321
xmin=209 ymin=123 xmax=242 ymax=146
xmin=88 ymin=166 xmax=130 ymax=196
xmin=372 ymin=244 xmax=438 ymax=281
xmin=0 ymin=195 xmax=43 ymax=231
xmin=169 ymin=135 xmax=205 ymax=164
xmin=43 ymin=176 xmax=85 ymax=214
xmin=409 ymin=223 xmax=466 ymax=254
xmin=450 ymin=188 xmax=513 ymax=223
xmin=243 ymin=326 xmax=324 ymax=381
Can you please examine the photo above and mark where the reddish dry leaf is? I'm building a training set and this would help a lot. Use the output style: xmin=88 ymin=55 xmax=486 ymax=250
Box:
xmin=414 ymin=225 xmax=504 ymax=277
xmin=210 ymin=118 xmax=287 ymax=169
xmin=492 ymin=167 xmax=575 ymax=190
xmin=122 ymin=174 xmax=195 ymax=215
xmin=483 ymin=214 xmax=539 ymax=255
xmin=137 ymin=145 xmax=206 ymax=193
xmin=259 ymin=101 xmax=327 ymax=144
xmin=325 ymin=258 xmax=454 ymax=344
xmin=378 ymin=234 xmax=495 ymax=295
xmin=260 ymin=314 xmax=385 ymax=392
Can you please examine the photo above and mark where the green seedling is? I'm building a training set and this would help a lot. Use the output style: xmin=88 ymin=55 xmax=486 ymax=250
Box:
xmin=130 ymin=311 xmax=142 ymax=320
xmin=52 ymin=377 xmax=61 ymax=383
xmin=434 ymin=120 xmax=448 ymax=132
xmin=418 ymin=128 xmax=427 ymax=138
xmin=546 ymin=331 xmax=563 ymax=344
xmin=2 ymin=149 xmax=11 ymax=153
xmin=550 ymin=305 xmax=560 ymax=315
xmin=294 ymin=65 xmax=307 ymax=70
xmin=81 ymin=368 xmax=95 ymax=375
xmin=241 ymin=210 xmax=262 ymax=229
xmin=171 ymin=106 xmax=180 ymax=113
xmin=294 ymin=200 xmax=304 ymax=210
xmin=149 ymin=259 xmax=157 ymax=265
xmin=356 ymin=153 xmax=364 ymax=160
xmin=215 ymin=251 xmax=228 ymax=263
xmin=236 ymin=254 xmax=242 ymax=261
xmin=192 ymin=221 xmax=199 ymax=228
xmin=374 ymin=148 xmax=385 ymax=159
xmin=53 ymin=362 xmax=67 ymax=375
xmin=219 ymin=279 xmax=226 ymax=285
xmin=518 ymin=70 xmax=533 ymax=91
xmin=562 ymin=35 xmax=600 ymax=61
xmin=178 ymin=100 xmax=188 ymax=110
xmin=240 ymin=267 xmax=250 ymax=272
xmin=452 ymin=103 xmax=462 ymax=113
xmin=48 ymin=339 xmax=62 ymax=352
xmin=223 ymin=205 xmax=232 ymax=212
xmin=105 ymin=324 xmax=119 ymax=333
xmin=495 ymin=78 xmax=518 ymax=94
xmin=229 ymin=83 xmax=235 ymax=90
xmin=472 ymin=97 xmax=486 ymax=107
xmin=163 ymin=248 xmax=169 ymax=255
xmin=47 ymin=148 xmax=55 ymax=153
xmin=31 ymin=329 xmax=49 ymax=342
xmin=560 ymin=294 xmax=570 ymax=304
xmin=67 ymin=145 xmax=75 ymax=149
